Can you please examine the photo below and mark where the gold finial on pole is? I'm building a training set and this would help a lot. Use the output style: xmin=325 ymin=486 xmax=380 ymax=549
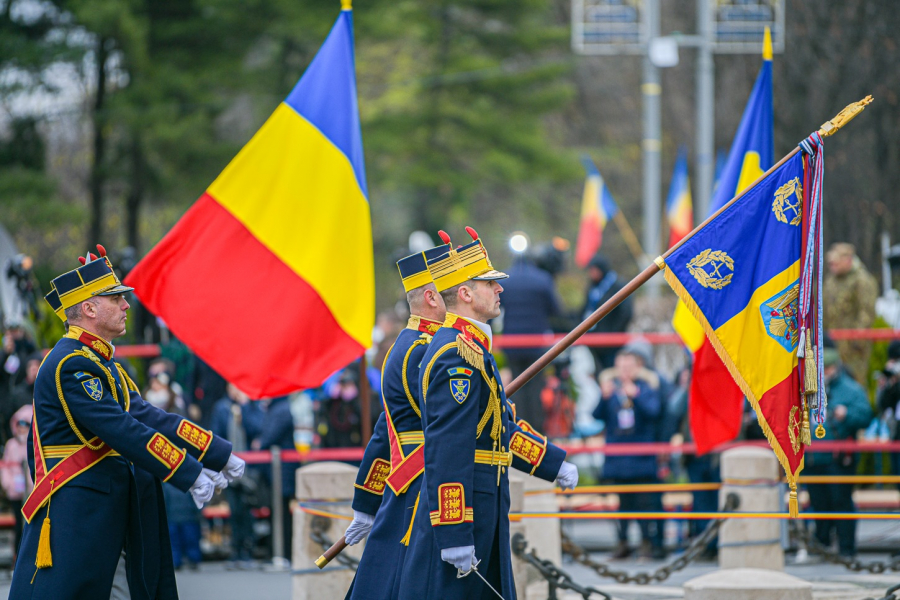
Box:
xmin=341 ymin=0 xmax=352 ymax=9
xmin=818 ymin=95 xmax=874 ymax=137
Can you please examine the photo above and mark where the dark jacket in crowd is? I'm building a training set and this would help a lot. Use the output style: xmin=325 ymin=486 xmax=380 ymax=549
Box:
xmin=499 ymin=259 xmax=563 ymax=361
xmin=593 ymin=372 xmax=662 ymax=480
xmin=807 ymin=369 xmax=872 ymax=468
xmin=258 ymin=396 xmax=297 ymax=498
xmin=210 ymin=398 xmax=264 ymax=452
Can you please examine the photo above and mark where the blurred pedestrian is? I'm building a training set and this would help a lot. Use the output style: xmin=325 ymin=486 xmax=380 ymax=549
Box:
xmin=805 ymin=347 xmax=872 ymax=558
xmin=593 ymin=347 xmax=665 ymax=559
xmin=500 ymin=251 xmax=564 ymax=431
xmin=877 ymin=341 xmax=900 ymax=475
xmin=581 ymin=253 xmax=633 ymax=373
xmin=162 ymin=483 xmax=203 ymax=571
xmin=823 ymin=243 xmax=878 ymax=384
xmin=6 ymin=353 xmax=40 ymax=439
xmin=258 ymin=395 xmax=297 ymax=562
xmin=144 ymin=370 xmax=188 ymax=417
xmin=1 ymin=404 xmax=33 ymax=564
xmin=318 ymin=364 xmax=367 ymax=448
xmin=212 ymin=384 xmax=263 ymax=567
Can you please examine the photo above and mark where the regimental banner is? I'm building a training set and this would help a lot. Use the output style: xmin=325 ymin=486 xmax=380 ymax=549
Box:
xmin=661 ymin=149 xmax=809 ymax=508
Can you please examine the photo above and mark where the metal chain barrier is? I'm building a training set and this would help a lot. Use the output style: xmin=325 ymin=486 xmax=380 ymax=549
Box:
xmin=511 ymin=533 xmax=612 ymax=600
xmin=309 ymin=515 xmax=359 ymax=571
xmin=864 ymin=583 xmax=900 ymax=600
xmin=559 ymin=492 xmax=739 ymax=585
xmin=789 ymin=520 xmax=900 ymax=575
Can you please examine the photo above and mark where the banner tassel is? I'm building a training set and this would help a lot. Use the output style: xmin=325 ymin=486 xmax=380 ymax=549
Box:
xmin=789 ymin=482 xmax=799 ymax=518
xmin=803 ymin=330 xmax=817 ymax=396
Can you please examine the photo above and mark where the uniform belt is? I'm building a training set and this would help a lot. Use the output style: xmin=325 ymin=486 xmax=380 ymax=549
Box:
xmin=474 ymin=450 xmax=512 ymax=466
xmin=397 ymin=431 xmax=424 ymax=445
xmin=42 ymin=444 xmax=121 ymax=459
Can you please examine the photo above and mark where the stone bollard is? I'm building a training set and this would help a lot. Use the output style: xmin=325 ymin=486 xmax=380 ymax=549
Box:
xmin=718 ymin=446 xmax=784 ymax=571
xmin=683 ymin=568 xmax=812 ymax=600
xmin=292 ymin=461 xmax=361 ymax=600
xmin=509 ymin=471 xmax=560 ymax=600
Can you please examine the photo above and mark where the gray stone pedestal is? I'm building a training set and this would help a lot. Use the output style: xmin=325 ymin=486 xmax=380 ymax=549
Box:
xmin=683 ymin=568 xmax=812 ymax=600
xmin=719 ymin=446 xmax=784 ymax=570
xmin=292 ymin=461 xmax=360 ymax=600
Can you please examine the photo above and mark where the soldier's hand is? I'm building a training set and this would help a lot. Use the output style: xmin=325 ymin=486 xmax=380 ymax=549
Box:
xmin=203 ymin=468 xmax=228 ymax=491
xmin=223 ymin=453 xmax=246 ymax=482
xmin=441 ymin=545 xmax=476 ymax=572
xmin=189 ymin=471 xmax=215 ymax=509
xmin=344 ymin=510 xmax=376 ymax=545
xmin=555 ymin=461 xmax=579 ymax=491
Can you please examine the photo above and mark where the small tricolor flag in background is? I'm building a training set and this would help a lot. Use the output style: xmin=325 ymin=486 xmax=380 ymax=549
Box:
xmin=672 ymin=27 xmax=774 ymax=453
xmin=574 ymin=156 xmax=619 ymax=268
xmin=665 ymin=147 xmax=693 ymax=249
xmin=126 ymin=4 xmax=374 ymax=398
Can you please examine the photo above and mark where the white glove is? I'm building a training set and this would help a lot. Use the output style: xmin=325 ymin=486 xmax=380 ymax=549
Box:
xmin=555 ymin=461 xmax=579 ymax=491
xmin=223 ymin=453 xmax=246 ymax=482
xmin=189 ymin=471 xmax=215 ymax=509
xmin=344 ymin=510 xmax=376 ymax=546
xmin=441 ymin=545 xmax=477 ymax=573
xmin=203 ymin=468 xmax=228 ymax=491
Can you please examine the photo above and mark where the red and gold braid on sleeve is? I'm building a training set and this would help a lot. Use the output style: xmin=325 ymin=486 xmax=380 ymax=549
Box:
xmin=354 ymin=458 xmax=391 ymax=496
xmin=509 ymin=431 xmax=547 ymax=475
xmin=177 ymin=420 xmax=213 ymax=460
xmin=429 ymin=483 xmax=473 ymax=526
xmin=147 ymin=432 xmax=187 ymax=482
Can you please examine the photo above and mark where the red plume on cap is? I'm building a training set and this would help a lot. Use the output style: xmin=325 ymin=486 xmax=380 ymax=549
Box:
xmin=78 ymin=256 xmax=86 ymax=265
xmin=438 ymin=230 xmax=451 ymax=245
xmin=96 ymin=244 xmax=107 ymax=258
xmin=89 ymin=252 xmax=98 ymax=261
xmin=465 ymin=226 xmax=479 ymax=241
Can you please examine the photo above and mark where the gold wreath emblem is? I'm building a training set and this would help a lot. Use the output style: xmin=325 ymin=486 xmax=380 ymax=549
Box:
xmin=788 ymin=406 xmax=801 ymax=454
xmin=772 ymin=177 xmax=803 ymax=226
xmin=686 ymin=249 xmax=734 ymax=290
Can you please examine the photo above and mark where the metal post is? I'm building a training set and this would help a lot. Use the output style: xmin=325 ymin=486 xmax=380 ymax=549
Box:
xmin=695 ymin=0 xmax=715 ymax=219
xmin=642 ymin=0 xmax=662 ymax=295
xmin=271 ymin=445 xmax=286 ymax=567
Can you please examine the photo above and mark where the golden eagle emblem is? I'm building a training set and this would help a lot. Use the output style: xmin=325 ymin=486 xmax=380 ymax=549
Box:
xmin=687 ymin=249 xmax=734 ymax=290
xmin=760 ymin=282 xmax=800 ymax=352
xmin=772 ymin=177 xmax=803 ymax=226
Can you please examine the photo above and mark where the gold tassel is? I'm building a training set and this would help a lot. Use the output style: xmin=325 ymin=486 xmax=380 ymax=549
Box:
xmin=803 ymin=330 xmax=817 ymax=396
xmin=788 ymin=482 xmax=799 ymax=518
xmin=801 ymin=399 xmax=812 ymax=446
xmin=456 ymin=337 xmax=484 ymax=373
xmin=400 ymin=492 xmax=420 ymax=547
xmin=35 ymin=480 xmax=55 ymax=575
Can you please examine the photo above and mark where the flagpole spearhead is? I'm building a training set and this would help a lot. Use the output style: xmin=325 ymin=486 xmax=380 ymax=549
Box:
xmin=341 ymin=0 xmax=352 ymax=10
xmin=818 ymin=95 xmax=874 ymax=137
xmin=762 ymin=26 xmax=772 ymax=61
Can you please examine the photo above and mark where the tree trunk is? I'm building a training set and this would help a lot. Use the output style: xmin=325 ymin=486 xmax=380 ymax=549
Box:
xmin=89 ymin=37 xmax=109 ymax=246
xmin=125 ymin=133 xmax=144 ymax=253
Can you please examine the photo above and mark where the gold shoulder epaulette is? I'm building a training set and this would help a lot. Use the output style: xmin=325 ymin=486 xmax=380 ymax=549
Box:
xmin=455 ymin=333 xmax=484 ymax=374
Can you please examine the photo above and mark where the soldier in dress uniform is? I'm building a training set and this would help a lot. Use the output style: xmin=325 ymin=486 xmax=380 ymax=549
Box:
xmin=398 ymin=228 xmax=579 ymax=600
xmin=10 ymin=246 xmax=246 ymax=600
xmin=343 ymin=241 xmax=450 ymax=599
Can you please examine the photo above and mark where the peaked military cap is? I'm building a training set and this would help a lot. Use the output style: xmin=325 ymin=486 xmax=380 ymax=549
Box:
xmin=396 ymin=240 xmax=452 ymax=293
xmin=50 ymin=244 xmax=134 ymax=311
xmin=426 ymin=227 xmax=508 ymax=292
xmin=44 ymin=285 xmax=66 ymax=322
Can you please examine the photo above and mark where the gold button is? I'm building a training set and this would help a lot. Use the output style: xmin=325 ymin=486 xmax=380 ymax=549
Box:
xmin=502 ymin=406 xmax=506 ymax=412
xmin=501 ymin=467 xmax=506 ymax=473
xmin=502 ymin=426 xmax=506 ymax=433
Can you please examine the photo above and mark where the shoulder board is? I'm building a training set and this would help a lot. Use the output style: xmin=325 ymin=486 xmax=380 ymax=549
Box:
xmin=456 ymin=333 xmax=485 ymax=373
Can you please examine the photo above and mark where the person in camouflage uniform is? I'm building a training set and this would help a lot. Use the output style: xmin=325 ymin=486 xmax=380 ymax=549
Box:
xmin=823 ymin=243 xmax=879 ymax=384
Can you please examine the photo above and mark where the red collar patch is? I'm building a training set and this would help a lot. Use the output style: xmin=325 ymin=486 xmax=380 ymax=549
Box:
xmin=67 ymin=326 xmax=113 ymax=361
xmin=408 ymin=315 xmax=442 ymax=335
xmin=444 ymin=314 xmax=490 ymax=352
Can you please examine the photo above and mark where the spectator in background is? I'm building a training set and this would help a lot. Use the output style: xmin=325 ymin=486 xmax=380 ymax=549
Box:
xmin=1 ymin=404 xmax=33 ymax=563
xmin=212 ymin=384 xmax=264 ymax=568
xmin=805 ymin=346 xmax=872 ymax=558
xmin=581 ymin=254 xmax=633 ymax=373
xmin=499 ymin=251 xmax=564 ymax=430
xmin=823 ymin=243 xmax=878 ymax=384
xmin=877 ymin=341 xmax=900 ymax=475
xmin=257 ymin=394 xmax=298 ymax=563
xmin=190 ymin=357 xmax=227 ymax=427
xmin=143 ymin=370 xmax=188 ymax=417
xmin=6 ymin=353 xmax=40 ymax=440
xmin=162 ymin=483 xmax=203 ymax=571
xmin=317 ymin=363 xmax=377 ymax=448
xmin=593 ymin=347 xmax=665 ymax=560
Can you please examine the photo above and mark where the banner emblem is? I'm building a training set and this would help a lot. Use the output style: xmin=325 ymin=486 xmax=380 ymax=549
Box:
xmin=760 ymin=282 xmax=800 ymax=352
xmin=687 ymin=249 xmax=734 ymax=290
xmin=772 ymin=177 xmax=803 ymax=226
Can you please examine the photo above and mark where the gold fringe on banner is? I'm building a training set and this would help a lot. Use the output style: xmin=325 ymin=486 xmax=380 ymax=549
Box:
xmin=803 ymin=330 xmax=817 ymax=396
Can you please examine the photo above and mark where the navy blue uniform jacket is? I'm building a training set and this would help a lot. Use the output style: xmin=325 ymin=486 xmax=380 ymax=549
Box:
xmin=345 ymin=316 xmax=442 ymax=600
xmin=9 ymin=327 xmax=232 ymax=600
xmin=397 ymin=315 xmax=565 ymax=600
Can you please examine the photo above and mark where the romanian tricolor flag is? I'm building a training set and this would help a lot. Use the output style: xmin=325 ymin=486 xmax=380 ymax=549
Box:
xmin=665 ymin=147 xmax=693 ymax=249
xmin=661 ymin=148 xmax=809 ymax=515
xmin=672 ymin=27 xmax=773 ymax=452
xmin=126 ymin=5 xmax=373 ymax=398
xmin=574 ymin=156 xmax=619 ymax=268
